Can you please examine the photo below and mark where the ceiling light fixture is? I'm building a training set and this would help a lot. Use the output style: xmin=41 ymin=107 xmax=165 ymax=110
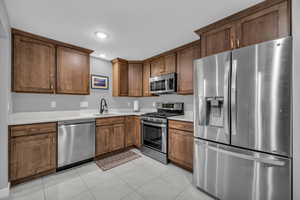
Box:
xmin=95 ymin=32 xmax=108 ymax=39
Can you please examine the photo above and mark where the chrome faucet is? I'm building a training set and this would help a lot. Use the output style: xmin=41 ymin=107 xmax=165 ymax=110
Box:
xmin=99 ymin=98 xmax=108 ymax=114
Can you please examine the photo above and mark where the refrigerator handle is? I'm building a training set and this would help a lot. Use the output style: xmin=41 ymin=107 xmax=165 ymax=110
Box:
xmin=206 ymin=145 xmax=285 ymax=167
xmin=223 ymin=59 xmax=230 ymax=136
xmin=231 ymin=59 xmax=238 ymax=136
xmin=198 ymin=96 xmax=207 ymax=126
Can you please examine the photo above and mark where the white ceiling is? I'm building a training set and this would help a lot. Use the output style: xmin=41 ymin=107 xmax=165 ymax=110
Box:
xmin=4 ymin=0 xmax=263 ymax=60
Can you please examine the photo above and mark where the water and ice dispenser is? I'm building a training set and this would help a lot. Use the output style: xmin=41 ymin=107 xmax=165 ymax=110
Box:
xmin=204 ymin=97 xmax=224 ymax=128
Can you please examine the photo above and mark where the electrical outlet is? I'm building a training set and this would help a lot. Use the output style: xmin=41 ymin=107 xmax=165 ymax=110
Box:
xmin=152 ymin=102 xmax=156 ymax=107
xmin=50 ymin=101 xmax=56 ymax=108
xmin=127 ymin=102 xmax=131 ymax=107
xmin=80 ymin=101 xmax=89 ymax=108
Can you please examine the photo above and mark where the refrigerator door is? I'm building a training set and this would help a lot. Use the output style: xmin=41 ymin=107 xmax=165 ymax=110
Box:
xmin=231 ymin=37 xmax=292 ymax=157
xmin=193 ymin=139 xmax=291 ymax=200
xmin=194 ymin=51 xmax=231 ymax=144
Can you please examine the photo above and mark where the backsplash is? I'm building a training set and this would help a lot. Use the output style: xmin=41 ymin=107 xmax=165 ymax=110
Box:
xmin=12 ymin=57 xmax=194 ymax=113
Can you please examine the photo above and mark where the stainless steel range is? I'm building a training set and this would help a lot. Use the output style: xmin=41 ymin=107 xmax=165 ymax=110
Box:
xmin=141 ymin=102 xmax=184 ymax=164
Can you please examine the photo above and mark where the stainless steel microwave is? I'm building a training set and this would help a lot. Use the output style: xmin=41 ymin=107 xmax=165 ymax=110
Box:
xmin=149 ymin=73 xmax=176 ymax=94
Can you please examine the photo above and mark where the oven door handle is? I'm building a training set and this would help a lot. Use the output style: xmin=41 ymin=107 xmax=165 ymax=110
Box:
xmin=142 ymin=121 xmax=167 ymax=128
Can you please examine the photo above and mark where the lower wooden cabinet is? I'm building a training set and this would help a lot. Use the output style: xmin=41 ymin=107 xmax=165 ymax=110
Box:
xmin=9 ymin=123 xmax=57 ymax=182
xmin=111 ymin=124 xmax=126 ymax=151
xmin=125 ymin=116 xmax=135 ymax=147
xmin=168 ymin=120 xmax=193 ymax=170
xmin=95 ymin=125 xmax=111 ymax=156
xmin=133 ymin=116 xmax=141 ymax=148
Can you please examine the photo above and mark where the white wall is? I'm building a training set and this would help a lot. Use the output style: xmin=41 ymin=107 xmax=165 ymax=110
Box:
xmin=293 ymin=0 xmax=300 ymax=199
xmin=0 ymin=0 xmax=11 ymax=192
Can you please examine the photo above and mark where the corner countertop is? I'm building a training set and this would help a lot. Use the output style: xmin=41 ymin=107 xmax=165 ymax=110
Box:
xmin=8 ymin=109 xmax=153 ymax=126
xmin=167 ymin=112 xmax=193 ymax=123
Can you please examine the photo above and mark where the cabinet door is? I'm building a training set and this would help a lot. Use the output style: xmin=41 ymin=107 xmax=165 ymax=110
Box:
xmin=236 ymin=1 xmax=290 ymax=48
xmin=125 ymin=117 xmax=134 ymax=147
xmin=151 ymin=57 xmax=165 ymax=76
xmin=143 ymin=62 xmax=152 ymax=96
xmin=95 ymin=126 xmax=111 ymax=156
xmin=164 ymin=53 xmax=176 ymax=74
xmin=201 ymin=24 xmax=236 ymax=57
xmin=110 ymin=124 xmax=125 ymax=152
xmin=128 ymin=63 xmax=143 ymax=97
xmin=10 ymin=132 xmax=56 ymax=181
xmin=112 ymin=59 xmax=128 ymax=96
xmin=12 ymin=35 xmax=55 ymax=93
xmin=168 ymin=128 xmax=193 ymax=170
xmin=133 ymin=117 xmax=141 ymax=148
xmin=56 ymin=46 xmax=90 ymax=95
xmin=177 ymin=44 xmax=201 ymax=95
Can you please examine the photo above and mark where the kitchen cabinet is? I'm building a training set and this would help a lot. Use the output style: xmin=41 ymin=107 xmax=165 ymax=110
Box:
xmin=111 ymin=124 xmax=126 ymax=151
xmin=150 ymin=53 xmax=176 ymax=77
xmin=176 ymin=42 xmax=201 ymax=95
xmin=200 ymin=24 xmax=236 ymax=57
xmin=125 ymin=116 xmax=135 ymax=147
xmin=12 ymin=34 xmax=56 ymax=93
xmin=9 ymin=123 xmax=57 ymax=183
xmin=150 ymin=57 xmax=165 ymax=76
xmin=128 ymin=62 xmax=143 ymax=97
xmin=112 ymin=58 xmax=129 ymax=96
xmin=196 ymin=0 xmax=290 ymax=57
xmin=133 ymin=116 xmax=141 ymax=148
xmin=168 ymin=120 xmax=193 ymax=170
xmin=95 ymin=117 xmax=125 ymax=156
xmin=143 ymin=62 xmax=152 ymax=96
xmin=12 ymin=29 xmax=93 ymax=95
xmin=235 ymin=1 xmax=289 ymax=48
xmin=56 ymin=46 xmax=90 ymax=95
xmin=95 ymin=125 xmax=111 ymax=156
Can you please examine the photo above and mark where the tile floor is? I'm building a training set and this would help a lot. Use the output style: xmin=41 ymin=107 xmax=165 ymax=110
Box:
xmin=2 ymin=149 xmax=214 ymax=200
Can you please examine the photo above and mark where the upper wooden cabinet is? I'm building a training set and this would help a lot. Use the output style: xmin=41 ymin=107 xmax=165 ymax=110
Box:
xmin=12 ymin=34 xmax=56 ymax=93
xmin=56 ymin=46 xmax=90 ymax=95
xmin=200 ymin=24 xmax=236 ymax=57
xmin=128 ymin=62 xmax=143 ymax=97
xmin=150 ymin=57 xmax=165 ymax=76
xmin=12 ymin=29 xmax=93 ymax=95
xmin=235 ymin=1 xmax=290 ymax=48
xmin=150 ymin=53 xmax=176 ymax=77
xmin=143 ymin=62 xmax=152 ymax=96
xmin=112 ymin=58 xmax=129 ymax=97
xmin=176 ymin=42 xmax=201 ymax=95
xmin=196 ymin=0 xmax=291 ymax=57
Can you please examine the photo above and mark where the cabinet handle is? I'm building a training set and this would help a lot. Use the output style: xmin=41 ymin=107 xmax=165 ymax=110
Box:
xmin=230 ymin=39 xmax=234 ymax=49
xmin=237 ymin=39 xmax=240 ymax=48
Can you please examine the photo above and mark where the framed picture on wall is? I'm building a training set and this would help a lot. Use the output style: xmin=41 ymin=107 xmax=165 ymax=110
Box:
xmin=91 ymin=75 xmax=109 ymax=90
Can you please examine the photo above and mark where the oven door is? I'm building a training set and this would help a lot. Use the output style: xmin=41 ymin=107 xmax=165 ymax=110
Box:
xmin=141 ymin=120 xmax=167 ymax=153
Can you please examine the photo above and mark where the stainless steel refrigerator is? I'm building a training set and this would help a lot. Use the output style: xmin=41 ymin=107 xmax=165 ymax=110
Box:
xmin=193 ymin=37 xmax=292 ymax=200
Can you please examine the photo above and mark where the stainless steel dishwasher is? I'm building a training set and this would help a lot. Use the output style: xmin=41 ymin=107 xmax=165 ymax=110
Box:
xmin=58 ymin=119 xmax=95 ymax=168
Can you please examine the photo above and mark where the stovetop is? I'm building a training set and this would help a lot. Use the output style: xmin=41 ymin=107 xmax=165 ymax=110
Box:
xmin=141 ymin=112 xmax=182 ymax=119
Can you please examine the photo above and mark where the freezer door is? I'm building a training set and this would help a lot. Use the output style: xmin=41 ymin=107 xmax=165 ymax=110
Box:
xmin=193 ymin=139 xmax=291 ymax=200
xmin=194 ymin=51 xmax=231 ymax=144
xmin=231 ymin=37 xmax=292 ymax=156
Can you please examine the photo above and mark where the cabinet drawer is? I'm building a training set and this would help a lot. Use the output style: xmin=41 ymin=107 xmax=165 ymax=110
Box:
xmin=96 ymin=117 xmax=125 ymax=126
xmin=168 ymin=120 xmax=193 ymax=133
xmin=10 ymin=123 xmax=57 ymax=138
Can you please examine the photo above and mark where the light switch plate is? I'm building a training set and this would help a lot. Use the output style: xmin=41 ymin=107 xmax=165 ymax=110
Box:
xmin=80 ymin=101 xmax=89 ymax=108
xmin=50 ymin=101 xmax=56 ymax=108
xmin=152 ymin=102 xmax=156 ymax=107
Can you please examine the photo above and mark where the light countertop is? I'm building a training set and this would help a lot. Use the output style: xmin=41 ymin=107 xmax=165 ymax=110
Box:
xmin=168 ymin=112 xmax=194 ymax=123
xmin=8 ymin=109 xmax=150 ymax=126
xmin=9 ymin=109 xmax=194 ymax=125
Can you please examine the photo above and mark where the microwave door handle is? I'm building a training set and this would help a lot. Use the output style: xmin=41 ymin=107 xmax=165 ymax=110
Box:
xmin=207 ymin=145 xmax=285 ymax=167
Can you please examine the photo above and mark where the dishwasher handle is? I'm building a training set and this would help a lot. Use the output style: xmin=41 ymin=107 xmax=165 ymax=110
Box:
xmin=58 ymin=119 xmax=95 ymax=126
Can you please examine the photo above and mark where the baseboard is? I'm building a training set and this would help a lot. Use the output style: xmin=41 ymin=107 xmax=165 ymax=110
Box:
xmin=0 ymin=182 xmax=10 ymax=198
